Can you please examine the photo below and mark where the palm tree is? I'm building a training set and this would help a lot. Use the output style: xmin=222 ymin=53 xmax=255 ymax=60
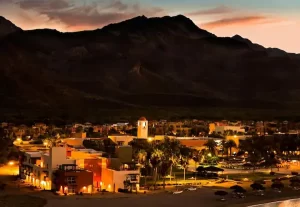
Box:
xmin=150 ymin=149 xmax=163 ymax=185
xmin=158 ymin=137 xmax=181 ymax=181
xmin=225 ymin=140 xmax=237 ymax=156
xmin=204 ymin=139 xmax=217 ymax=155
xmin=220 ymin=139 xmax=227 ymax=157
xmin=160 ymin=160 xmax=172 ymax=189
xmin=179 ymin=156 xmax=189 ymax=181
xmin=137 ymin=150 xmax=147 ymax=166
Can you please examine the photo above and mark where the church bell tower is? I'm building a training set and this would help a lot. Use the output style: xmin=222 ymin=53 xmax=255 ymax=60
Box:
xmin=137 ymin=117 xmax=148 ymax=139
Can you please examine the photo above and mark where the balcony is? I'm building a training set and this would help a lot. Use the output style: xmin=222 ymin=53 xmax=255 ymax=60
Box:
xmin=58 ymin=164 xmax=86 ymax=173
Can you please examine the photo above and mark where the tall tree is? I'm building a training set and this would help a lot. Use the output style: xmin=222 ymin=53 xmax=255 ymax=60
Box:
xmin=204 ymin=139 xmax=217 ymax=155
xmin=150 ymin=149 xmax=163 ymax=185
xmin=158 ymin=137 xmax=181 ymax=180
xmin=160 ymin=160 xmax=172 ymax=189
xmin=220 ymin=139 xmax=227 ymax=158
xmin=225 ymin=140 xmax=237 ymax=156
xmin=137 ymin=150 xmax=147 ymax=166
xmin=179 ymin=156 xmax=189 ymax=181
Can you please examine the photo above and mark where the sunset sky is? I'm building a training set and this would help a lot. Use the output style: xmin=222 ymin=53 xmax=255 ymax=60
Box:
xmin=1 ymin=0 xmax=299 ymax=53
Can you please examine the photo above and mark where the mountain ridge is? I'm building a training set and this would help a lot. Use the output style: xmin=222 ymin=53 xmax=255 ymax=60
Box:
xmin=0 ymin=15 xmax=300 ymax=122
xmin=0 ymin=16 xmax=22 ymax=38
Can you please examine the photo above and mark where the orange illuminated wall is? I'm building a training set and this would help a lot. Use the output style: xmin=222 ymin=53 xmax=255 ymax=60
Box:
xmin=84 ymin=159 xmax=105 ymax=187
xmin=179 ymin=140 xmax=207 ymax=148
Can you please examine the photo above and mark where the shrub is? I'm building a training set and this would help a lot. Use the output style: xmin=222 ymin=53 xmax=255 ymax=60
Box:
xmin=291 ymin=172 xmax=298 ymax=175
xmin=118 ymin=188 xmax=130 ymax=193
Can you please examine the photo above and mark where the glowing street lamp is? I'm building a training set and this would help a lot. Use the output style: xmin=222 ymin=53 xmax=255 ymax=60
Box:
xmin=8 ymin=161 xmax=14 ymax=166
xmin=43 ymin=140 xmax=49 ymax=148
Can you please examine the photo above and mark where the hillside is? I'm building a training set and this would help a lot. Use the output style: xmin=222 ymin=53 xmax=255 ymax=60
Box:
xmin=0 ymin=16 xmax=21 ymax=37
xmin=0 ymin=15 xmax=300 ymax=122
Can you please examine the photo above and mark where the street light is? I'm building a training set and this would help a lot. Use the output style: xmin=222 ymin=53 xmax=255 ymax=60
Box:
xmin=8 ymin=161 xmax=14 ymax=166
xmin=43 ymin=140 xmax=49 ymax=148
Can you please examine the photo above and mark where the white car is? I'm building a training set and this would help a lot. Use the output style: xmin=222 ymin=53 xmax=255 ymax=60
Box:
xmin=187 ymin=187 xmax=197 ymax=191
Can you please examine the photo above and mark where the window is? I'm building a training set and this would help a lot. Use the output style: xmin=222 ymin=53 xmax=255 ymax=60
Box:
xmin=66 ymin=176 xmax=76 ymax=184
xmin=117 ymin=141 xmax=124 ymax=146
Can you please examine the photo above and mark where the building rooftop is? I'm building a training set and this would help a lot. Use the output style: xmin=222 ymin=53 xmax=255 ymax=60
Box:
xmin=139 ymin=116 xmax=147 ymax=121
xmin=25 ymin=151 xmax=42 ymax=157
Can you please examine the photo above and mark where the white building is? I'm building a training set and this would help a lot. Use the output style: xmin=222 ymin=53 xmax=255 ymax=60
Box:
xmin=20 ymin=147 xmax=76 ymax=190
xmin=214 ymin=126 xmax=245 ymax=134
xmin=137 ymin=117 xmax=148 ymax=138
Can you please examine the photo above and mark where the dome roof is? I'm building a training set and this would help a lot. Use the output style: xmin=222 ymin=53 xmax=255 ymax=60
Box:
xmin=139 ymin=116 xmax=147 ymax=121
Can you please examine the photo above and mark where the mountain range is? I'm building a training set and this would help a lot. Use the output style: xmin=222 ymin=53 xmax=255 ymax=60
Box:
xmin=1 ymin=15 xmax=300 ymax=123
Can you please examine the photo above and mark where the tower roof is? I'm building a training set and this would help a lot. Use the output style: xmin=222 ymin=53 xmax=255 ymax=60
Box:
xmin=139 ymin=116 xmax=147 ymax=121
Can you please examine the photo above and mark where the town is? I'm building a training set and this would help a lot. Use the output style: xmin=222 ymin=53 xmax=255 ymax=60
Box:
xmin=1 ymin=118 xmax=300 ymax=206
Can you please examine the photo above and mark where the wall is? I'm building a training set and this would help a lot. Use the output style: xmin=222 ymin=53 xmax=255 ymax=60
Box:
xmin=70 ymin=132 xmax=86 ymax=139
xmin=55 ymin=170 xmax=93 ymax=194
xmin=209 ymin=123 xmax=216 ymax=134
xmin=63 ymin=138 xmax=84 ymax=146
xmin=84 ymin=159 xmax=104 ymax=187
xmin=179 ymin=139 xmax=208 ymax=150
xmin=215 ymin=126 xmax=245 ymax=134
xmin=115 ymin=146 xmax=132 ymax=163
xmin=108 ymin=135 xmax=134 ymax=146
xmin=101 ymin=168 xmax=140 ymax=192
xmin=70 ymin=151 xmax=98 ymax=159
xmin=101 ymin=168 xmax=114 ymax=191
xmin=50 ymin=147 xmax=75 ymax=169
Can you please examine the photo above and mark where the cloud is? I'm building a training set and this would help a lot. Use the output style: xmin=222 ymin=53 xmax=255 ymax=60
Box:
xmin=107 ymin=0 xmax=128 ymax=11
xmin=187 ymin=5 xmax=234 ymax=16
xmin=17 ymin=0 xmax=72 ymax=10
xmin=201 ymin=16 xmax=279 ymax=29
xmin=15 ymin=0 xmax=164 ymax=31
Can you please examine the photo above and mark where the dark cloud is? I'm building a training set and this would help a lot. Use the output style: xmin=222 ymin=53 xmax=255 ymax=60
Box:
xmin=17 ymin=0 xmax=72 ymax=10
xmin=16 ymin=0 xmax=164 ymax=30
xmin=107 ymin=0 xmax=128 ymax=11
